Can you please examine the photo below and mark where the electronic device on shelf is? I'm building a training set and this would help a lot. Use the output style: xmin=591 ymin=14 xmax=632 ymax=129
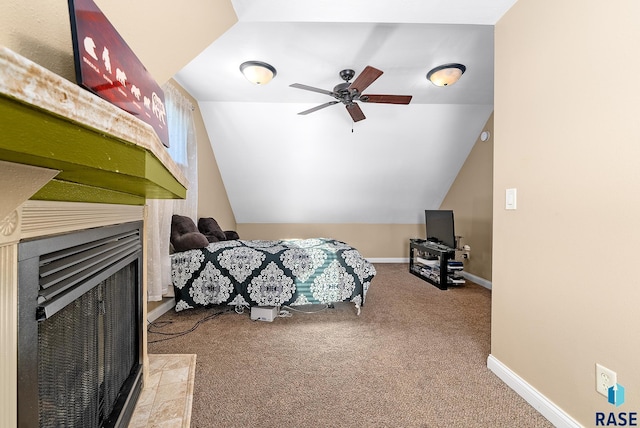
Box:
xmin=425 ymin=241 xmax=453 ymax=251
xmin=410 ymin=211 xmax=462 ymax=290
xmin=425 ymin=210 xmax=456 ymax=250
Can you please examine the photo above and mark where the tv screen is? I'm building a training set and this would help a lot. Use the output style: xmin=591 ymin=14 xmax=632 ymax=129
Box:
xmin=425 ymin=210 xmax=456 ymax=249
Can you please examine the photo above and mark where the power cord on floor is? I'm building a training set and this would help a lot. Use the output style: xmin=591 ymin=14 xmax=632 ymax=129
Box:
xmin=281 ymin=304 xmax=329 ymax=314
xmin=278 ymin=309 xmax=292 ymax=318
xmin=147 ymin=307 xmax=232 ymax=343
xmin=148 ymin=303 xmax=330 ymax=336
xmin=247 ymin=304 xmax=329 ymax=320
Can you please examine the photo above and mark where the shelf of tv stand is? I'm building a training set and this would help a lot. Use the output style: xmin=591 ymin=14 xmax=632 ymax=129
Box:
xmin=409 ymin=239 xmax=460 ymax=290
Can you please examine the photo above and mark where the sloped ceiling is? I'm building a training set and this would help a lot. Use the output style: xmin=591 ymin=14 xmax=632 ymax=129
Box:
xmin=175 ymin=0 xmax=517 ymax=224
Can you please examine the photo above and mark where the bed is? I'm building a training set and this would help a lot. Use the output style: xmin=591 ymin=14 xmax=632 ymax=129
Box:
xmin=171 ymin=238 xmax=376 ymax=314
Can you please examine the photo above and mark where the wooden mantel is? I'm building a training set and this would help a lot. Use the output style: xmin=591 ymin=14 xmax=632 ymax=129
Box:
xmin=0 ymin=46 xmax=187 ymax=215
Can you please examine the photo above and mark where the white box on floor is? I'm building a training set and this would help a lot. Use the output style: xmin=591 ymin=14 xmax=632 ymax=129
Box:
xmin=250 ymin=306 xmax=278 ymax=322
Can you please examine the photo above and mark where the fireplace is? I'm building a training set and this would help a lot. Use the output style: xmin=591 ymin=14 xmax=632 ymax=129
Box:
xmin=1 ymin=47 xmax=187 ymax=425
xmin=17 ymin=221 xmax=144 ymax=427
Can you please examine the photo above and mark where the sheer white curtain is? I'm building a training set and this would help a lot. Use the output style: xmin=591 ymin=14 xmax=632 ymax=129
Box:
xmin=147 ymin=83 xmax=198 ymax=301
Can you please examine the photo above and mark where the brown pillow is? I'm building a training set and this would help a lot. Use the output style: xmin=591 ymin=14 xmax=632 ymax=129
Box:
xmin=224 ymin=230 xmax=240 ymax=240
xmin=198 ymin=217 xmax=227 ymax=243
xmin=170 ymin=215 xmax=209 ymax=252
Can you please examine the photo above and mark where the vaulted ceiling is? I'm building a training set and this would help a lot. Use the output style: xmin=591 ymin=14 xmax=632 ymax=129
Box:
xmin=174 ymin=0 xmax=517 ymax=224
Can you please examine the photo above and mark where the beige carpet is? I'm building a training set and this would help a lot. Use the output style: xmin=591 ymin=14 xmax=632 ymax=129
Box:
xmin=148 ymin=263 xmax=553 ymax=427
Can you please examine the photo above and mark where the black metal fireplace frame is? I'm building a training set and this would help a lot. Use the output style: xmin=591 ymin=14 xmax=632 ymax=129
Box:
xmin=17 ymin=221 xmax=144 ymax=428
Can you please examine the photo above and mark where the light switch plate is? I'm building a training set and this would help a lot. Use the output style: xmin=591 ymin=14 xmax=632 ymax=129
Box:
xmin=506 ymin=188 xmax=517 ymax=210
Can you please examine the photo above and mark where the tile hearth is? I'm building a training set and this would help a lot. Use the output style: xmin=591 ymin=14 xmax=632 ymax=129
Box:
xmin=129 ymin=354 xmax=196 ymax=428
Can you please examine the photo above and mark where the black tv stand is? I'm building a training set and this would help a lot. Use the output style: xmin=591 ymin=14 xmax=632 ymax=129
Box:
xmin=409 ymin=239 xmax=463 ymax=290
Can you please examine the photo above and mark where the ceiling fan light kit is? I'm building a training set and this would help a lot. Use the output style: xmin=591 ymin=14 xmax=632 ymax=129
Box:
xmin=239 ymin=61 xmax=277 ymax=84
xmin=427 ymin=63 xmax=466 ymax=87
xmin=289 ymin=65 xmax=413 ymax=122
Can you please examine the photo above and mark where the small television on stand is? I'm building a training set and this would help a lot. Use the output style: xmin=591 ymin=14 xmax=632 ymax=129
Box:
xmin=425 ymin=210 xmax=456 ymax=250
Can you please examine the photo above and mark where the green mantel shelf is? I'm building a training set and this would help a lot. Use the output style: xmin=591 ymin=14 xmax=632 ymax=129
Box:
xmin=0 ymin=47 xmax=187 ymax=205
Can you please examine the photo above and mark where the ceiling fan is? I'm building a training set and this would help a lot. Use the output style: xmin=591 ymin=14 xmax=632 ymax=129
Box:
xmin=290 ymin=66 xmax=412 ymax=122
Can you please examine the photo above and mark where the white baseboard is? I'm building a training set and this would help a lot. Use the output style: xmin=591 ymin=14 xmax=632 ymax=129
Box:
xmin=487 ymin=355 xmax=581 ymax=428
xmin=147 ymin=298 xmax=175 ymax=323
xmin=461 ymin=271 xmax=492 ymax=289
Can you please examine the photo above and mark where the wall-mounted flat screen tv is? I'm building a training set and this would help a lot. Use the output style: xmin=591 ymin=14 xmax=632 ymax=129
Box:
xmin=68 ymin=0 xmax=170 ymax=147
xmin=425 ymin=210 xmax=456 ymax=249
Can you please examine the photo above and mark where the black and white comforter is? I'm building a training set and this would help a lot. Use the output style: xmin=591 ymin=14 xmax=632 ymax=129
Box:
xmin=171 ymin=238 xmax=376 ymax=314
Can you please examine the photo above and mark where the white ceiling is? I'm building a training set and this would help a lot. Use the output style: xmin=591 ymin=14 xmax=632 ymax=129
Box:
xmin=174 ymin=0 xmax=517 ymax=224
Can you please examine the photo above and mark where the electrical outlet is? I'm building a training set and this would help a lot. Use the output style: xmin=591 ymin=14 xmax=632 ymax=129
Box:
xmin=596 ymin=363 xmax=617 ymax=396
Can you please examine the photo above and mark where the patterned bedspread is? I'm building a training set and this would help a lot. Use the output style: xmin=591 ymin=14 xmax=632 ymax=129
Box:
xmin=171 ymin=238 xmax=376 ymax=314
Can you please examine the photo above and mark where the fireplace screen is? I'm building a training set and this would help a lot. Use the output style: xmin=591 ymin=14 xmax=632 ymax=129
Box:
xmin=18 ymin=222 xmax=143 ymax=428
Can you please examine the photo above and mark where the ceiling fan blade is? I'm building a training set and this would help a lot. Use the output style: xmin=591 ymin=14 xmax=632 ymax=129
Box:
xmin=290 ymin=83 xmax=334 ymax=97
xmin=348 ymin=66 xmax=383 ymax=93
xmin=361 ymin=94 xmax=412 ymax=105
xmin=297 ymin=101 xmax=339 ymax=115
xmin=346 ymin=103 xmax=366 ymax=122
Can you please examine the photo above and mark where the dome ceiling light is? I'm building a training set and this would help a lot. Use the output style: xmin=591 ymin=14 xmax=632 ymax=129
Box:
xmin=239 ymin=61 xmax=277 ymax=85
xmin=427 ymin=63 xmax=466 ymax=87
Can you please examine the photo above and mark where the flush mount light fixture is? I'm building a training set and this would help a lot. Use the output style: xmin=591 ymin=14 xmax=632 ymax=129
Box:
xmin=427 ymin=63 xmax=466 ymax=87
xmin=239 ymin=61 xmax=277 ymax=85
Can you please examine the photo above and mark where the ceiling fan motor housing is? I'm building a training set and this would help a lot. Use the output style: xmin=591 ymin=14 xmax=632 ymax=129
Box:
xmin=333 ymin=82 xmax=354 ymax=102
